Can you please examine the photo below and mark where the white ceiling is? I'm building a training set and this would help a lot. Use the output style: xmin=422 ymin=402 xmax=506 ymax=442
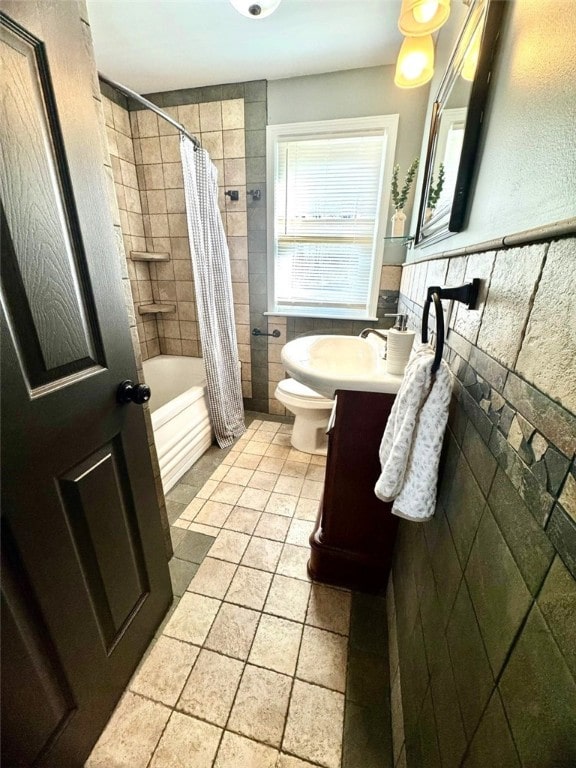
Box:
xmin=87 ymin=0 xmax=404 ymax=94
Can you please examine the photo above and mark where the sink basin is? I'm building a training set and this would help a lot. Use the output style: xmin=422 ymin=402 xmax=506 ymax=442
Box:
xmin=281 ymin=335 xmax=404 ymax=399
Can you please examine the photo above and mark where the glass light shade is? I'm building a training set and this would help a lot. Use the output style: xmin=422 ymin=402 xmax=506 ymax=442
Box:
xmin=229 ymin=0 xmax=282 ymax=18
xmin=394 ymin=35 xmax=435 ymax=88
xmin=398 ymin=0 xmax=450 ymax=35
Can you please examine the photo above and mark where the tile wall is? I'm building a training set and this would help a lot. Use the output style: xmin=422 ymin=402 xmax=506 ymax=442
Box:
xmin=101 ymin=83 xmax=253 ymax=399
xmin=131 ymin=80 xmax=268 ymax=404
xmin=86 ymin=31 xmax=171 ymax=557
xmin=388 ymin=236 xmax=576 ymax=767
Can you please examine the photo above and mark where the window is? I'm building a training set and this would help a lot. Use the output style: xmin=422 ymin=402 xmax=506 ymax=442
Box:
xmin=267 ymin=115 xmax=398 ymax=320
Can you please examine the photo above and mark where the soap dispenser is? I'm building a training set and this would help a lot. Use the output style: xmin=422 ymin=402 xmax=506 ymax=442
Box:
xmin=384 ymin=314 xmax=415 ymax=375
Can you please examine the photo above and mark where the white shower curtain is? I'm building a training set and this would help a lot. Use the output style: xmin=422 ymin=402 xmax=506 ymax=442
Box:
xmin=180 ymin=136 xmax=246 ymax=447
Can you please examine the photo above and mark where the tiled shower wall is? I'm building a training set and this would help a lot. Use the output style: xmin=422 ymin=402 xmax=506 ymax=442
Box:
xmin=388 ymin=237 xmax=576 ymax=767
xmin=101 ymin=83 xmax=253 ymax=398
xmin=132 ymin=80 xmax=268 ymax=405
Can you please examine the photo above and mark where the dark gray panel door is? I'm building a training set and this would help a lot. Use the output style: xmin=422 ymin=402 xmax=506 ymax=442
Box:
xmin=0 ymin=3 xmax=172 ymax=766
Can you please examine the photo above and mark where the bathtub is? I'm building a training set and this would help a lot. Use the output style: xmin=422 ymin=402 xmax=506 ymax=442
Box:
xmin=143 ymin=355 xmax=213 ymax=492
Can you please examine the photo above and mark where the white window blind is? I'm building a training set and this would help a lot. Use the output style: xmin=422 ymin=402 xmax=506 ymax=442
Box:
xmin=267 ymin=116 xmax=398 ymax=319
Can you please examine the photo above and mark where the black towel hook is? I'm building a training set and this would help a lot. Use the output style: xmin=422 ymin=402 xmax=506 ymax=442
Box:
xmin=421 ymin=279 xmax=480 ymax=374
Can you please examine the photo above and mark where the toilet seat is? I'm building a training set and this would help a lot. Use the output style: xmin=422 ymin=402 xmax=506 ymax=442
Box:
xmin=276 ymin=378 xmax=334 ymax=407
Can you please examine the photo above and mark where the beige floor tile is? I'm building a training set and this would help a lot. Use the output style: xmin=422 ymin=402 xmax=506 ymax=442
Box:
xmin=221 ymin=451 xmax=239 ymax=466
xmin=209 ymin=529 xmax=251 ymax=563
xmin=296 ymin=626 xmax=348 ymax=693
xmin=237 ymin=486 xmax=271 ymax=511
xmin=225 ymin=565 xmax=273 ymax=610
xmin=86 ymin=692 xmax=170 ymax=767
xmin=251 ymin=430 xmax=274 ymax=444
xmin=189 ymin=522 xmax=220 ymax=537
xmin=271 ymin=432 xmax=292 ymax=446
xmin=300 ymin=479 xmax=324 ymax=501
xmin=286 ymin=519 xmax=314 ymax=547
xmin=177 ymin=648 xmax=243 ymax=726
xmin=241 ymin=536 xmax=283 ymax=572
xmin=283 ymin=680 xmax=344 ymax=768
xmin=209 ymin=482 xmax=244 ymax=505
xmin=254 ymin=512 xmax=291 ymax=542
xmin=265 ymin=574 xmax=311 ymax=623
xmin=163 ymin=592 xmax=220 ymax=645
xmin=194 ymin=500 xmax=233 ymax=527
xmin=306 ymin=584 xmax=352 ymax=636
xmin=249 ymin=613 xmax=303 ymax=676
xmin=258 ymin=456 xmax=285 ymax=474
xmin=180 ymin=497 xmax=205 ymax=521
xmin=149 ymin=711 xmax=221 ymax=768
xmin=244 ymin=441 xmax=268 ymax=456
xmin=223 ymin=506 xmax=260 ymax=534
xmin=259 ymin=421 xmax=281 ymax=433
xmin=287 ymin=448 xmax=311 ymax=464
xmin=277 ymin=755 xmax=318 ymax=768
xmin=172 ymin=518 xmax=190 ymax=529
xmin=223 ymin=466 xmax=254 ymax=486
xmin=187 ymin=557 xmax=237 ymax=599
xmin=305 ymin=463 xmax=326 ymax=482
xmin=274 ymin=475 xmax=305 ymax=496
xmin=228 ymin=665 xmax=292 ymax=747
xmin=130 ymin=636 xmax=199 ymax=706
xmin=294 ymin=498 xmax=319 ymax=522
xmin=210 ymin=464 xmax=229 ymax=482
xmin=265 ymin=444 xmax=291 ymax=459
xmin=266 ymin=493 xmax=298 ymax=517
xmin=214 ymin=731 xmax=279 ymax=768
xmin=196 ymin=479 xmax=218 ymax=499
xmin=234 ymin=453 xmax=262 ymax=470
xmin=310 ymin=454 xmax=327 ymax=466
xmin=205 ymin=602 xmax=260 ymax=660
xmin=277 ymin=544 xmax=311 ymax=581
xmin=282 ymin=461 xmax=309 ymax=478
xmin=248 ymin=470 xmax=278 ymax=491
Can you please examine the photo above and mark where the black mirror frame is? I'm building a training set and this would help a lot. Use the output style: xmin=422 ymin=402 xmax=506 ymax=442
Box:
xmin=415 ymin=0 xmax=507 ymax=246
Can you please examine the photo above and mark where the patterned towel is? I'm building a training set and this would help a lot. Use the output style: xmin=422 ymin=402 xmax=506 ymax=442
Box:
xmin=374 ymin=343 xmax=453 ymax=521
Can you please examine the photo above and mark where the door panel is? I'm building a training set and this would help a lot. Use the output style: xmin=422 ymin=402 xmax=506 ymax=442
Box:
xmin=59 ymin=442 xmax=150 ymax=647
xmin=1 ymin=524 xmax=76 ymax=767
xmin=0 ymin=19 xmax=101 ymax=381
xmin=0 ymin=3 xmax=172 ymax=765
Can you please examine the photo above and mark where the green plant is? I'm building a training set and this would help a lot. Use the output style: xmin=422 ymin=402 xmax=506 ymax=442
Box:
xmin=428 ymin=163 xmax=445 ymax=209
xmin=391 ymin=158 xmax=419 ymax=211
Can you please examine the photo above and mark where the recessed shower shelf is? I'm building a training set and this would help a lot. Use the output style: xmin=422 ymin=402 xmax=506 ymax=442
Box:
xmin=130 ymin=251 xmax=170 ymax=262
xmin=138 ymin=303 xmax=176 ymax=315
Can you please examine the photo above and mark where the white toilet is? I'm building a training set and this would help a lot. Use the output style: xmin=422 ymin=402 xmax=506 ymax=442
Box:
xmin=275 ymin=378 xmax=335 ymax=455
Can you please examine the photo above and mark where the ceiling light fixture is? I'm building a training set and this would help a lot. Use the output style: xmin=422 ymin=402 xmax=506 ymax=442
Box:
xmin=229 ymin=0 xmax=282 ymax=19
xmin=398 ymin=0 xmax=451 ymax=36
xmin=394 ymin=35 xmax=435 ymax=88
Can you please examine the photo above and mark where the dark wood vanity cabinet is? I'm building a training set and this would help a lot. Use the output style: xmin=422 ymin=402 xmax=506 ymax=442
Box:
xmin=308 ymin=389 xmax=399 ymax=592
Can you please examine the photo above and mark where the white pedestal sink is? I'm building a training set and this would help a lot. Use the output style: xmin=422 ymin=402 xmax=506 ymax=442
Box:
xmin=281 ymin=335 xmax=404 ymax=399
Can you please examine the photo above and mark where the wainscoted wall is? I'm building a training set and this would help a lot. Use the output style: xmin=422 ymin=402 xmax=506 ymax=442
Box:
xmin=388 ymin=236 xmax=576 ymax=767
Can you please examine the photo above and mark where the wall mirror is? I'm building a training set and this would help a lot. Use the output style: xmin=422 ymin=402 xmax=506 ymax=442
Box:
xmin=415 ymin=0 xmax=506 ymax=245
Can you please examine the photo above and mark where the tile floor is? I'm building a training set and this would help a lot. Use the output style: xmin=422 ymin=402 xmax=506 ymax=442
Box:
xmin=87 ymin=416 xmax=391 ymax=768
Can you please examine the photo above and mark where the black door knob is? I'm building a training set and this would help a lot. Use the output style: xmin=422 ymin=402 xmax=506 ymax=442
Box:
xmin=117 ymin=379 xmax=151 ymax=405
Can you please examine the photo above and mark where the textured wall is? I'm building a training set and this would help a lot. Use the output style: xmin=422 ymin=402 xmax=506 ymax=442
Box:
xmin=388 ymin=236 xmax=576 ymax=767
xmin=409 ymin=0 xmax=576 ymax=258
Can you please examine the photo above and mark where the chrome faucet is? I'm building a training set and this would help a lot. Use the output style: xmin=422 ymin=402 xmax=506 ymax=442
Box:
xmin=359 ymin=328 xmax=388 ymax=342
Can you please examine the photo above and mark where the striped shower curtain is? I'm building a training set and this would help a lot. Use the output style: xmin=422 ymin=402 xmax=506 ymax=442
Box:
xmin=180 ymin=136 xmax=246 ymax=447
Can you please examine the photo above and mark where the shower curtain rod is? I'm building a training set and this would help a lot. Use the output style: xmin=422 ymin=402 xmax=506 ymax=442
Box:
xmin=98 ymin=72 xmax=201 ymax=149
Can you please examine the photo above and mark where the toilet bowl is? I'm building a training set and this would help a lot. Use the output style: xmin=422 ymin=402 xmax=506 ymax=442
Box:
xmin=275 ymin=378 xmax=335 ymax=455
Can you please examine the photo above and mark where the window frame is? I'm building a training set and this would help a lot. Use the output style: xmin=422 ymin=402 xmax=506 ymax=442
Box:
xmin=266 ymin=114 xmax=399 ymax=320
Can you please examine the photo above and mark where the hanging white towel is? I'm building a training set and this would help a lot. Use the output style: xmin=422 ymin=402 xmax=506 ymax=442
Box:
xmin=374 ymin=342 xmax=453 ymax=521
